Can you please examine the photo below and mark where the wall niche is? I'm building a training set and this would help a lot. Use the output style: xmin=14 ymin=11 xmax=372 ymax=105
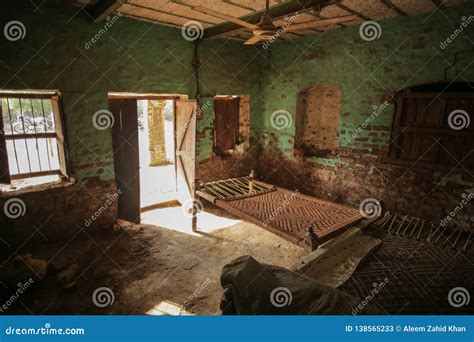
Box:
xmin=295 ymin=85 xmax=341 ymax=157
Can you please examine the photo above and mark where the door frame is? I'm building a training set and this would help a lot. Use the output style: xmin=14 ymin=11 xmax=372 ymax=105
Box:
xmin=108 ymin=93 xmax=189 ymax=222
xmin=174 ymin=99 xmax=197 ymax=204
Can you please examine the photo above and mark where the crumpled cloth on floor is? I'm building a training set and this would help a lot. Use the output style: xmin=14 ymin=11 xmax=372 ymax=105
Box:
xmin=220 ymin=255 xmax=380 ymax=315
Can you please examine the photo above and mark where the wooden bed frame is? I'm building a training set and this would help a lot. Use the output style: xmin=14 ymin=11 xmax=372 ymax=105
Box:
xmin=191 ymin=171 xmax=363 ymax=252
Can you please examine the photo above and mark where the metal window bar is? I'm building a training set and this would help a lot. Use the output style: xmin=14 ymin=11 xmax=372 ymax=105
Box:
xmin=30 ymin=98 xmax=42 ymax=171
xmin=18 ymin=98 xmax=32 ymax=173
xmin=2 ymin=96 xmax=59 ymax=179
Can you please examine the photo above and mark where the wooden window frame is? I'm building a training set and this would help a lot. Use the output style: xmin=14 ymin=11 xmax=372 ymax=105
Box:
xmin=213 ymin=95 xmax=241 ymax=155
xmin=385 ymin=88 xmax=473 ymax=172
xmin=0 ymin=91 xmax=70 ymax=184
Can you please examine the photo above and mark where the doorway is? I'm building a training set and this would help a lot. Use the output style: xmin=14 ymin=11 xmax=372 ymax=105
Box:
xmin=109 ymin=94 xmax=197 ymax=224
xmin=137 ymin=99 xmax=176 ymax=210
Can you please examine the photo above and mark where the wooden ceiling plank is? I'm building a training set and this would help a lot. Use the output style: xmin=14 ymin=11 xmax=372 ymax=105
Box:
xmin=303 ymin=7 xmax=347 ymax=29
xmin=200 ymin=0 xmax=337 ymax=40
xmin=226 ymin=0 xmax=283 ymax=12
xmin=319 ymin=3 xmax=363 ymax=26
xmin=177 ymin=0 xmax=253 ymax=18
xmin=126 ymin=0 xmax=225 ymax=25
xmin=389 ymin=0 xmax=437 ymax=16
xmin=91 ymin=0 xmax=455 ymax=41
xmin=222 ymin=0 xmax=256 ymax=12
xmin=283 ymin=15 xmax=356 ymax=32
xmin=126 ymin=2 xmax=216 ymax=25
xmin=120 ymin=13 xmax=172 ymax=27
xmin=380 ymin=0 xmax=408 ymax=16
xmin=335 ymin=2 xmax=372 ymax=21
xmin=119 ymin=3 xmax=212 ymax=28
xmin=192 ymin=6 xmax=258 ymax=30
xmin=341 ymin=0 xmax=400 ymax=22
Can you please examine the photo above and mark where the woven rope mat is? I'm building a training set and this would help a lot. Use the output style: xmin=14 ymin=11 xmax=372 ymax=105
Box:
xmin=338 ymin=232 xmax=474 ymax=314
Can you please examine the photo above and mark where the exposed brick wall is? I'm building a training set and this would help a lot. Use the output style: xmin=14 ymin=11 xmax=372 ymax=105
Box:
xmin=197 ymin=94 xmax=256 ymax=182
xmin=0 ymin=179 xmax=119 ymax=249
xmin=198 ymin=143 xmax=259 ymax=184
xmin=147 ymin=100 xmax=167 ymax=166
xmin=0 ymin=1 xmax=264 ymax=248
xmin=239 ymin=95 xmax=251 ymax=149
xmin=259 ymin=150 xmax=473 ymax=231
xmin=295 ymin=85 xmax=341 ymax=154
xmin=0 ymin=2 xmax=195 ymax=246
xmin=258 ymin=5 xmax=474 ymax=231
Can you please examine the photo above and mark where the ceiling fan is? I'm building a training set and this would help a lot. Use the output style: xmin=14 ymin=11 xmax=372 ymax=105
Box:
xmin=193 ymin=0 xmax=356 ymax=45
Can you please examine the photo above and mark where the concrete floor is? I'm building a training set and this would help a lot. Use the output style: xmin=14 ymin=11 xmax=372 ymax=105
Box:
xmin=4 ymin=205 xmax=306 ymax=315
xmin=140 ymin=163 xmax=177 ymax=208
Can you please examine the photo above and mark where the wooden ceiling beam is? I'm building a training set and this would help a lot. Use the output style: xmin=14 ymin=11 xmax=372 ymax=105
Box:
xmin=306 ymin=7 xmax=344 ymax=30
xmin=380 ymin=0 xmax=407 ymax=16
xmin=334 ymin=3 xmax=371 ymax=21
xmin=88 ymin=0 xmax=126 ymax=22
xmin=199 ymin=0 xmax=339 ymax=40
xmin=120 ymin=13 xmax=180 ymax=28
xmin=126 ymin=3 xmax=216 ymax=26
xmin=223 ymin=0 xmax=256 ymax=12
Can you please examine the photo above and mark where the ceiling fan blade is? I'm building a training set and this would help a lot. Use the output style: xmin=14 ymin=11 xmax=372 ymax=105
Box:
xmin=243 ymin=35 xmax=268 ymax=45
xmin=192 ymin=6 xmax=258 ymax=30
xmin=283 ymin=15 xmax=357 ymax=32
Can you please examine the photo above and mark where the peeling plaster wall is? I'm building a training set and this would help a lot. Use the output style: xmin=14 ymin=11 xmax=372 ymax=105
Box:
xmin=196 ymin=39 xmax=264 ymax=182
xmin=258 ymin=4 xmax=474 ymax=229
xmin=0 ymin=1 xmax=191 ymax=245
xmin=0 ymin=1 xmax=263 ymax=245
xmin=1 ymin=0 xmax=472 ymax=248
xmin=0 ymin=1 xmax=195 ymax=183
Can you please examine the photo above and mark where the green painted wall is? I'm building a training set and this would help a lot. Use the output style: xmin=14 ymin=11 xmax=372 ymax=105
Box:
xmin=0 ymin=1 xmax=192 ymax=182
xmin=0 ymin=1 xmax=264 ymax=181
xmin=196 ymin=39 xmax=264 ymax=162
xmin=256 ymin=4 xmax=473 ymax=226
xmin=1 ymin=0 xmax=471 ymax=195
xmin=259 ymin=4 xmax=473 ymax=162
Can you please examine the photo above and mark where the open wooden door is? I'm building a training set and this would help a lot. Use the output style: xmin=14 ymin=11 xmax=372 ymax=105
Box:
xmin=109 ymin=98 xmax=140 ymax=223
xmin=175 ymin=100 xmax=197 ymax=204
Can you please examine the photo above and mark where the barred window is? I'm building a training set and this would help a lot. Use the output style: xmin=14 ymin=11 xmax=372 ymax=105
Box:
xmin=0 ymin=90 xmax=69 ymax=188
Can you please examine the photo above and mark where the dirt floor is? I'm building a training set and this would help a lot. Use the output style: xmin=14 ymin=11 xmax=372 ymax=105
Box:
xmin=0 ymin=205 xmax=306 ymax=315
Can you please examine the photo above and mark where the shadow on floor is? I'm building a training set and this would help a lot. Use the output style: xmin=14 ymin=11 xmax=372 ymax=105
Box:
xmin=1 ymin=205 xmax=306 ymax=315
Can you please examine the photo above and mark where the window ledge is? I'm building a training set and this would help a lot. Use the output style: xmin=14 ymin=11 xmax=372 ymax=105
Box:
xmin=0 ymin=176 xmax=75 ymax=197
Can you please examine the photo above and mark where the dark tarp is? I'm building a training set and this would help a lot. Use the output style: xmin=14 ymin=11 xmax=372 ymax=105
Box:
xmin=220 ymin=255 xmax=380 ymax=315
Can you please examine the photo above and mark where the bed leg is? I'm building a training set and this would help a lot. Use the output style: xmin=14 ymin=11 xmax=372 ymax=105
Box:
xmin=249 ymin=170 xmax=255 ymax=192
xmin=192 ymin=178 xmax=200 ymax=232
xmin=305 ymin=226 xmax=319 ymax=251
xmin=191 ymin=208 xmax=197 ymax=232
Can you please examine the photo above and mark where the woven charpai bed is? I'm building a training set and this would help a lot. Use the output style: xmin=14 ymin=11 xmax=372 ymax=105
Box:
xmin=195 ymin=174 xmax=363 ymax=251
